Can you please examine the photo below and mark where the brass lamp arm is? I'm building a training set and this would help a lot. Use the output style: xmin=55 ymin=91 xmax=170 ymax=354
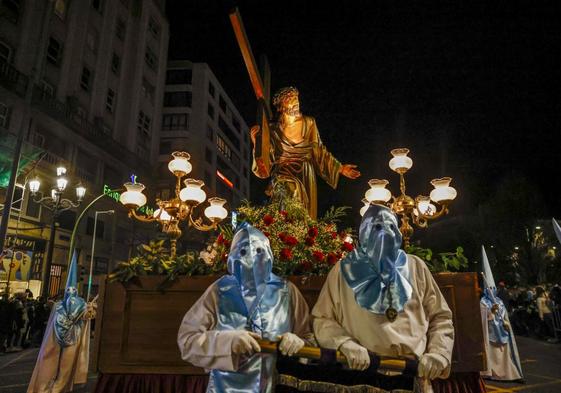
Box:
xmin=413 ymin=201 xmax=449 ymax=225
xmin=189 ymin=214 xmax=218 ymax=232
xmin=128 ymin=208 xmax=157 ymax=223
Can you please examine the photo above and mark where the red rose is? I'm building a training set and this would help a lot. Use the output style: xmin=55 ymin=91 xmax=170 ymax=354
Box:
xmin=312 ymin=250 xmax=325 ymax=262
xmin=284 ymin=235 xmax=298 ymax=247
xmin=330 ymin=232 xmax=338 ymax=239
xmin=217 ymin=233 xmax=224 ymax=244
xmin=263 ymin=231 xmax=270 ymax=238
xmin=280 ymin=248 xmax=293 ymax=261
xmin=279 ymin=210 xmax=288 ymax=218
xmin=327 ymin=252 xmax=339 ymax=265
xmin=278 ymin=232 xmax=287 ymax=241
xmin=263 ymin=214 xmax=274 ymax=226
xmin=223 ymin=239 xmax=231 ymax=248
xmin=342 ymin=242 xmax=354 ymax=252
xmin=308 ymin=227 xmax=319 ymax=238
xmin=305 ymin=237 xmax=315 ymax=246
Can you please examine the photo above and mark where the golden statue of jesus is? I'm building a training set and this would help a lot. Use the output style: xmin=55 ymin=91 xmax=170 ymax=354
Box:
xmin=251 ymin=87 xmax=361 ymax=218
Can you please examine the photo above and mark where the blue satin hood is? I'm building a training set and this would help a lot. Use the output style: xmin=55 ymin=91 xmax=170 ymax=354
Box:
xmin=54 ymin=286 xmax=86 ymax=347
xmin=209 ymin=223 xmax=291 ymax=393
xmin=341 ymin=204 xmax=412 ymax=315
xmin=481 ymin=288 xmax=510 ymax=345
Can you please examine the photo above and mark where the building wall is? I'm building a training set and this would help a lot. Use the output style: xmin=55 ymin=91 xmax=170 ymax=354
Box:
xmin=0 ymin=0 xmax=169 ymax=297
xmin=159 ymin=60 xmax=251 ymax=212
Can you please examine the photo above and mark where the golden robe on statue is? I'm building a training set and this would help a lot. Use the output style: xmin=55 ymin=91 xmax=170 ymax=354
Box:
xmin=253 ymin=116 xmax=342 ymax=219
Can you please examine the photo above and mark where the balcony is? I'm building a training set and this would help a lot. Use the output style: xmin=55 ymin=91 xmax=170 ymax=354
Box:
xmin=0 ymin=59 xmax=28 ymax=97
xmin=30 ymin=87 xmax=149 ymax=173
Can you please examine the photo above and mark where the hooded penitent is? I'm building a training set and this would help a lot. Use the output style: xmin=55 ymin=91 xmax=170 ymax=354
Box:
xmin=210 ymin=222 xmax=292 ymax=392
xmin=480 ymin=245 xmax=523 ymax=379
xmin=341 ymin=204 xmax=412 ymax=321
xmin=54 ymin=251 xmax=87 ymax=347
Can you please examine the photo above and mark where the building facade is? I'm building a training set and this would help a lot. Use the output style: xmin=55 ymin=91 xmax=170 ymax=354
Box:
xmin=0 ymin=0 xmax=169 ymax=296
xmin=158 ymin=60 xmax=251 ymax=212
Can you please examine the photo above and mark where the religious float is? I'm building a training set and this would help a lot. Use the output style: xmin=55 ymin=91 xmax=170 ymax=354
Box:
xmin=91 ymin=194 xmax=486 ymax=393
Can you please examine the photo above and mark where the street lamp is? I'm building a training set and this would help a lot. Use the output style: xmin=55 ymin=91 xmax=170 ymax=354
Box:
xmin=362 ymin=148 xmax=457 ymax=247
xmin=28 ymin=167 xmax=86 ymax=296
xmin=87 ymin=209 xmax=114 ymax=301
xmin=119 ymin=151 xmax=228 ymax=258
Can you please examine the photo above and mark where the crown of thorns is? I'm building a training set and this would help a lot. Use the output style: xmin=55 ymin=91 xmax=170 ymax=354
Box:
xmin=272 ymin=87 xmax=299 ymax=109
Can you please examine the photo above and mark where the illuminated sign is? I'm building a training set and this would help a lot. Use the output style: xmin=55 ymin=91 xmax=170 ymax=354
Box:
xmin=103 ymin=184 xmax=154 ymax=216
xmin=216 ymin=170 xmax=234 ymax=189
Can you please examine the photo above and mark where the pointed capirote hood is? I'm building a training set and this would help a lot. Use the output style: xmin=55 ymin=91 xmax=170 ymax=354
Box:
xmin=481 ymin=245 xmax=496 ymax=290
xmin=552 ymin=218 xmax=561 ymax=245
xmin=66 ymin=250 xmax=79 ymax=291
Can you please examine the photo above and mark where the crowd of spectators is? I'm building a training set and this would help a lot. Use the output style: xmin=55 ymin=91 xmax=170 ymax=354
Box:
xmin=500 ymin=282 xmax=561 ymax=343
xmin=0 ymin=289 xmax=54 ymax=354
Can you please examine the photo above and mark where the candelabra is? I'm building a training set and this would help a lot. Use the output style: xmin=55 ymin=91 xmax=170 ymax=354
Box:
xmin=28 ymin=166 xmax=86 ymax=296
xmin=362 ymin=148 xmax=457 ymax=247
xmin=119 ymin=151 xmax=228 ymax=257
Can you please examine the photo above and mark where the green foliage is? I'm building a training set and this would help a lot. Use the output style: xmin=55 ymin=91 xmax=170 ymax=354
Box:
xmin=405 ymin=244 xmax=468 ymax=273
xmin=108 ymin=240 xmax=226 ymax=286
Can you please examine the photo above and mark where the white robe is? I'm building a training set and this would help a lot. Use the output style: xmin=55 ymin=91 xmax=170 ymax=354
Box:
xmin=177 ymin=280 xmax=312 ymax=373
xmin=480 ymin=303 xmax=522 ymax=381
xmin=27 ymin=305 xmax=90 ymax=393
xmin=312 ymin=255 xmax=454 ymax=378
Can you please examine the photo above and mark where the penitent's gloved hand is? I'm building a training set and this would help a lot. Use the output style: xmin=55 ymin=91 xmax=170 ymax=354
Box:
xmin=418 ymin=353 xmax=449 ymax=380
xmin=278 ymin=332 xmax=305 ymax=356
xmin=340 ymin=340 xmax=371 ymax=371
xmin=225 ymin=330 xmax=262 ymax=356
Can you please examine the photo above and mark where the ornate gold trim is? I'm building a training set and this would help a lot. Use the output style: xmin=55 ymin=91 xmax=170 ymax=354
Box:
xmin=278 ymin=374 xmax=413 ymax=393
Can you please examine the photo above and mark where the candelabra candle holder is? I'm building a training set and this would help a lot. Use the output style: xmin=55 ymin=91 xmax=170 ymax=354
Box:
xmin=119 ymin=151 xmax=228 ymax=257
xmin=362 ymin=148 xmax=457 ymax=247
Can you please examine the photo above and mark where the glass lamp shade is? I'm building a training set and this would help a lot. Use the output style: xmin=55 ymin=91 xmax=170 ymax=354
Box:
xmin=153 ymin=208 xmax=172 ymax=221
xmin=29 ymin=178 xmax=40 ymax=194
xmin=168 ymin=151 xmax=192 ymax=176
xmin=120 ymin=182 xmax=147 ymax=208
xmin=430 ymin=177 xmax=457 ymax=203
xmin=56 ymin=166 xmax=67 ymax=176
xmin=51 ymin=189 xmax=58 ymax=200
xmin=359 ymin=198 xmax=370 ymax=217
xmin=416 ymin=196 xmax=436 ymax=216
xmin=389 ymin=148 xmax=413 ymax=173
xmin=204 ymin=197 xmax=228 ymax=221
xmin=365 ymin=179 xmax=391 ymax=203
xmin=179 ymin=179 xmax=206 ymax=204
xmin=56 ymin=176 xmax=68 ymax=192
xmin=75 ymin=184 xmax=86 ymax=201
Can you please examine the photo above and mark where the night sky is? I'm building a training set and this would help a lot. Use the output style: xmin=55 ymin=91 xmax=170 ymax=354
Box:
xmin=166 ymin=1 xmax=561 ymax=230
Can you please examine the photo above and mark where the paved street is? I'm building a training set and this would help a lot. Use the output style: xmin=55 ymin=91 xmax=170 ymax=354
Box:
xmin=0 ymin=336 xmax=559 ymax=392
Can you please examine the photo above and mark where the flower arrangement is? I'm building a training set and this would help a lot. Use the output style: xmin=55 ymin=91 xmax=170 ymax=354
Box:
xmin=200 ymin=194 xmax=354 ymax=276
